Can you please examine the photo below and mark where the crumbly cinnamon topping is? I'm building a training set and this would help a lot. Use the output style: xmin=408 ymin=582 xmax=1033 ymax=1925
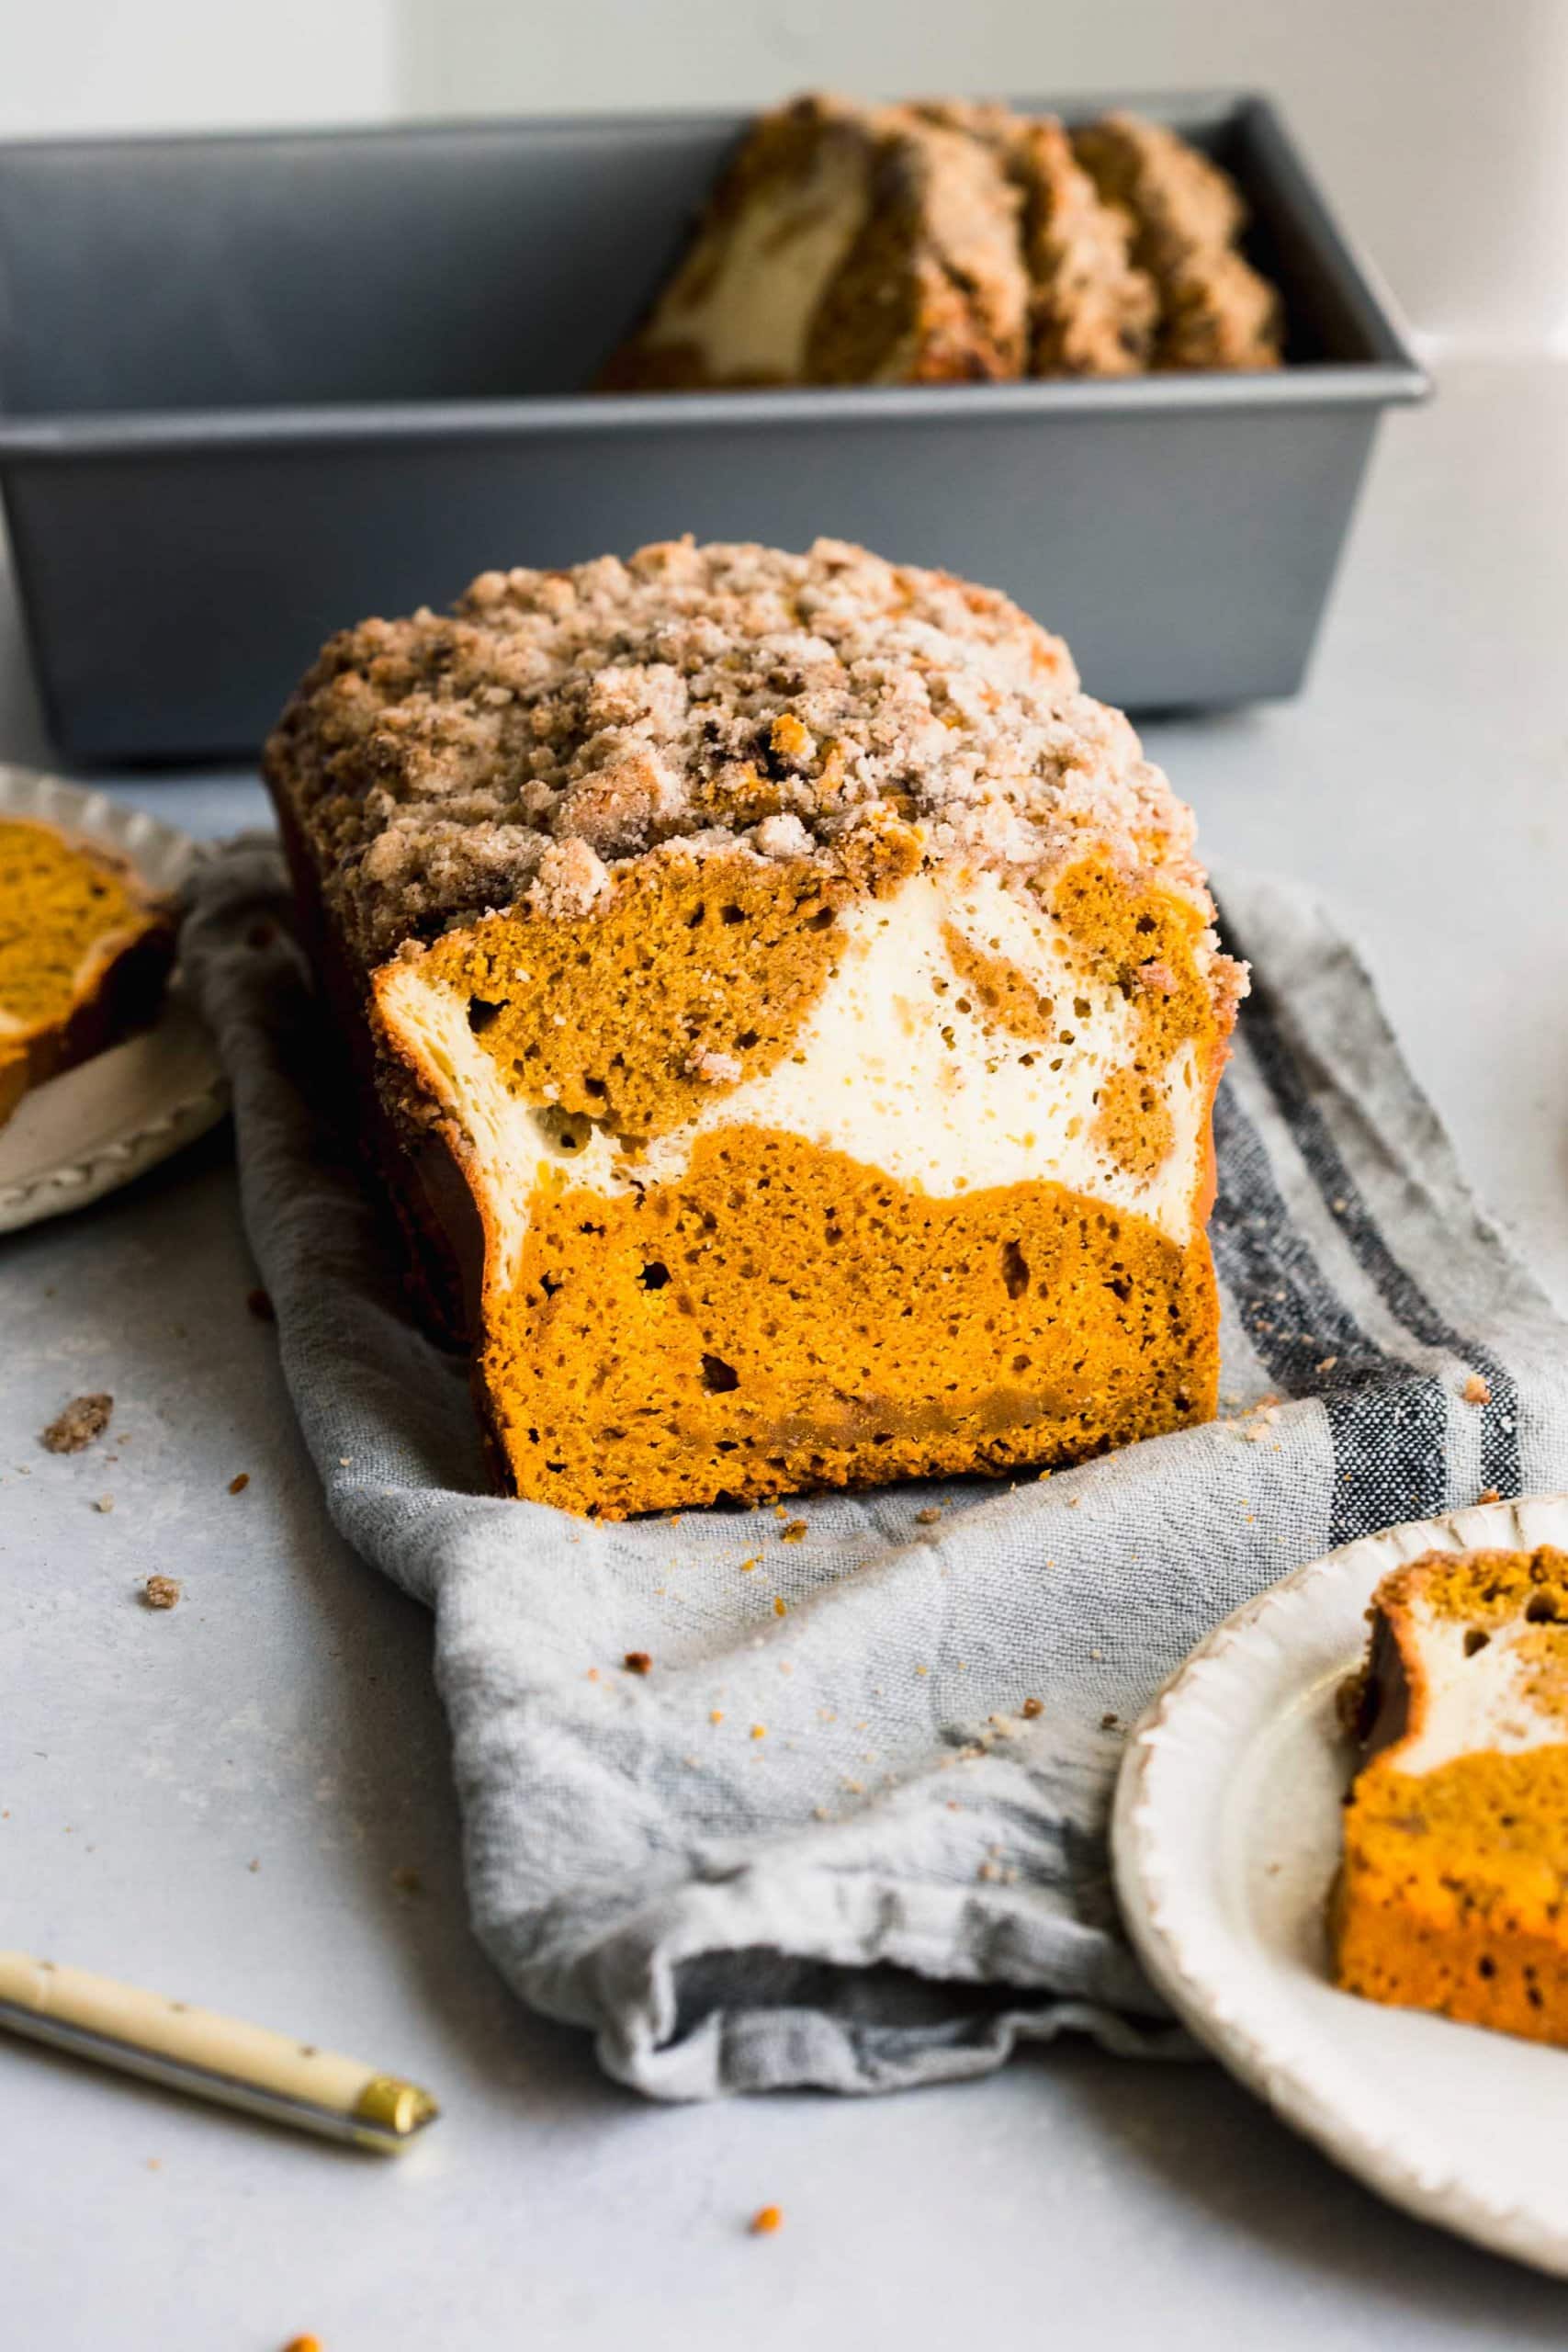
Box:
xmin=1072 ymin=113 xmax=1280 ymax=371
xmin=1008 ymin=117 xmax=1156 ymax=377
xmin=267 ymin=537 xmax=1217 ymax=972
xmin=926 ymin=114 xmax=1161 ymax=379
xmin=1072 ymin=112 xmax=1247 ymax=276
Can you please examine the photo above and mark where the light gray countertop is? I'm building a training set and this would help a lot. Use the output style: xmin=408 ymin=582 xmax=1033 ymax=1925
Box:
xmin=5 ymin=355 xmax=1568 ymax=2347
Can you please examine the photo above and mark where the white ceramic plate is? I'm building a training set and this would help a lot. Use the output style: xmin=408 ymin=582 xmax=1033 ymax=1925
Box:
xmin=0 ymin=765 xmax=228 ymax=1233
xmin=1114 ymin=1491 xmax=1568 ymax=2278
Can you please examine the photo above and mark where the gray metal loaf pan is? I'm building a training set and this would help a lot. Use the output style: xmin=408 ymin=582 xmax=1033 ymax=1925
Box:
xmin=0 ymin=92 xmax=1427 ymax=765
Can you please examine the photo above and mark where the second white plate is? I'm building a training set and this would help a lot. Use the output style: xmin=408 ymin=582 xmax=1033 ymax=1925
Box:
xmin=1113 ymin=1490 xmax=1568 ymax=2278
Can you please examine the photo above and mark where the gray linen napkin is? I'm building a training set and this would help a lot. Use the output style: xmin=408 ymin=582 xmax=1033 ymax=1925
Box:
xmin=181 ymin=842 xmax=1568 ymax=2098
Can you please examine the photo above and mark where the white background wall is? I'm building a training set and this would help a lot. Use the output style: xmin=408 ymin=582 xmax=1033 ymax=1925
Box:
xmin=0 ymin=0 xmax=398 ymax=134
xmin=3 ymin=0 xmax=1565 ymax=352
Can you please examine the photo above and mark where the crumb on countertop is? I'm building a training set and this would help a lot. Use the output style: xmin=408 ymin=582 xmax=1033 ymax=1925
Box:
xmin=1477 ymin=1487 xmax=1502 ymax=1505
xmin=246 ymin=1287 xmax=276 ymax=1322
xmin=750 ymin=2204 xmax=783 ymax=2237
xmin=94 ymin=1495 xmax=114 ymax=1514
xmin=41 ymin=1393 xmax=113 ymax=1453
xmin=624 ymin=1650 xmax=653 ymax=1675
xmin=228 ymin=1472 xmax=250 ymax=1496
xmin=1462 ymin=1373 xmax=1492 ymax=1407
xmin=1021 ymin=1696 xmax=1044 ymax=1719
xmin=779 ymin=1520 xmax=807 ymax=1544
xmin=142 ymin=1575 xmax=181 ymax=1611
xmin=914 ymin=1506 xmax=942 ymax=1525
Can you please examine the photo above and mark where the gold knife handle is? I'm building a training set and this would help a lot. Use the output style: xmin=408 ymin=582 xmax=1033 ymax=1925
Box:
xmin=0 ymin=1950 xmax=438 ymax=2152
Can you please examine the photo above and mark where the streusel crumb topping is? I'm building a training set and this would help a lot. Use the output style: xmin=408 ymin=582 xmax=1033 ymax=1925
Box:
xmin=267 ymin=536 xmax=1211 ymax=969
